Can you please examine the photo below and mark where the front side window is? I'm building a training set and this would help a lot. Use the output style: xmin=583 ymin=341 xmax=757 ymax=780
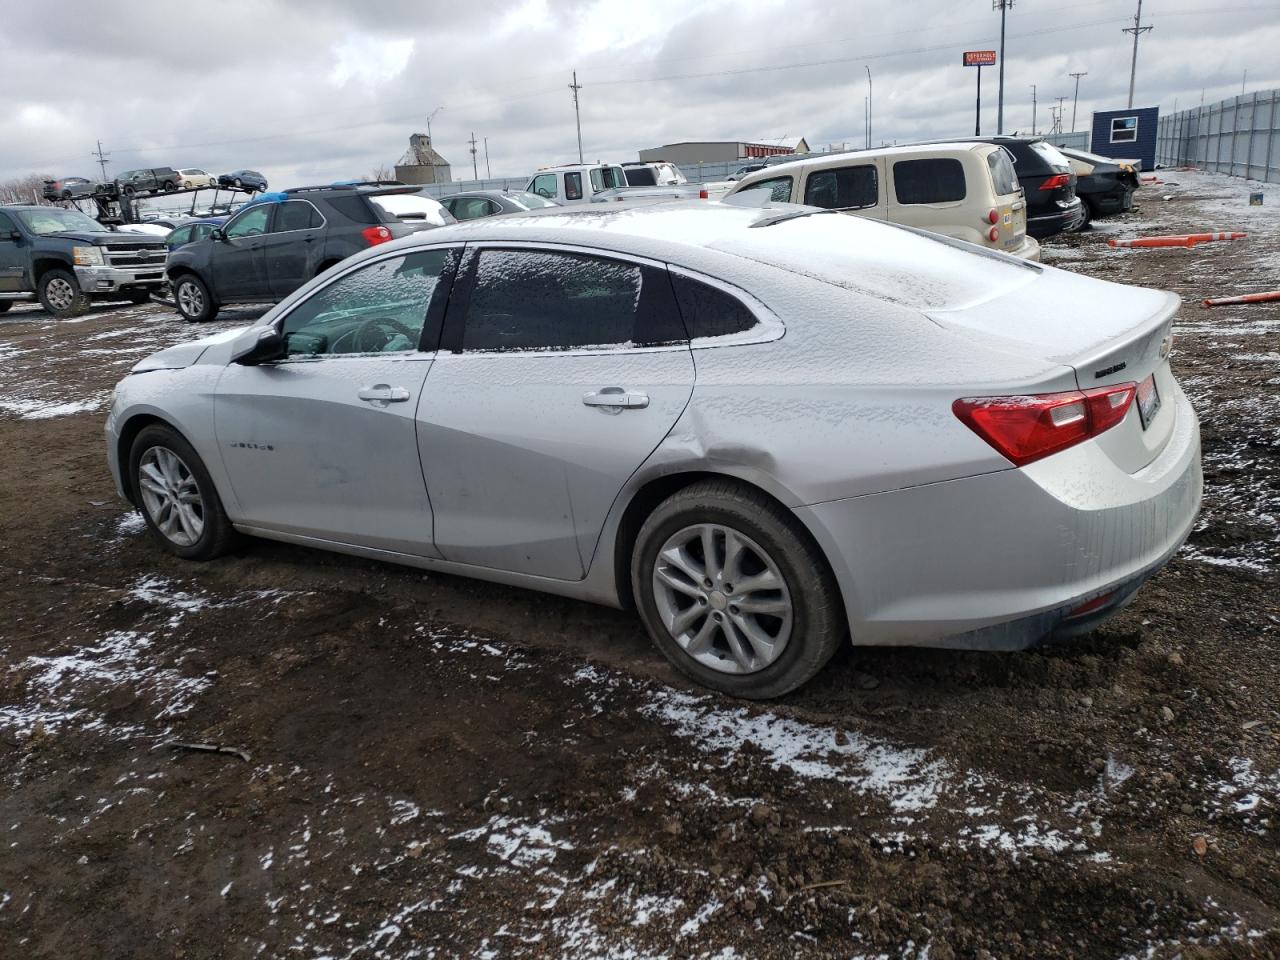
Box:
xmin=803 ymin=165 xmax=878 ymax=210
xmin=1111 ymin=117 xmax=1138 ymax=143
xmin=530 ymin=174 xmax=558 ymax=199
xmin=224 ymin=205 xmax=272 ymax=239
xmin=194 ymin=224 xmax=216 ymax=241
xmin=462 ymin=249 xmax=685 ymax=352
xmin=745 ymin=176 xmax=793 ymax=203
xmin=986 ymin=149 xmax=1019 ymax=196
xmin=273 ymin=200 xmax=322 ymax=232
xmin=893 ymin=158 xmax=967 ymax=204
xmin=606 ymin=167 xmax=628 ymax=188
xmin=281 ymin=249 xmax=452 ymax=357
xmin=564 ymin=172 xmax=583 ymax=201
xmin=0 ymin=211 xmax=17 ymax=235
xmin=589 ymin=168 xmax=605 ymax=192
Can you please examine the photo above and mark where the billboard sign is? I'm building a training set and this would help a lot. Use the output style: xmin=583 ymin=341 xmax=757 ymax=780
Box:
xmin=963 ymin=50 xmax=998 ymax=67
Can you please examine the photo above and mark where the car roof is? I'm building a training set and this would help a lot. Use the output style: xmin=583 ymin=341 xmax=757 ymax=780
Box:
xmin=734 ymin=142 xmax=992 ymax=180
xmin=534 ymin=163 xmax=622 ymax=172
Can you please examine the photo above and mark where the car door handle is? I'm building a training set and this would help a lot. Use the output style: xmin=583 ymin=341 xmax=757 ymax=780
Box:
xmin=358 ymin=384 xmax=411 ymax=405
xmin=583 ymin=387 xmax=649 ymax=410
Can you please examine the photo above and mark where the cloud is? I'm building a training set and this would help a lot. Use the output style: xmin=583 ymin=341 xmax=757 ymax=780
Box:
xmin=0 ymin=0 xmax=1275 ymax=191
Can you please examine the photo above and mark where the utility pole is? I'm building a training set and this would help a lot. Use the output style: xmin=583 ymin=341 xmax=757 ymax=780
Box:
xmin=484 ymin=137 xmax=491 ymax=179
xmin=865 ymin=66 xmax=873 ymax=147
xmin=1068 ymin=71 xmax=1087 ymax=132
xmin=1031 ymin=84 xmax=1037 ymax=135
xmin=1123 ymin=0 xmax=1153 ymax=109
xmin=1054 ymin=96 xmax=1068 ymax=134
xmin=468 ymin=132 xmax=478 ymax=180
xmin=91 ymin=139 xmax=110 ymax=182
xmin=1242 ymin=69 xmax=1248 ymax=96
xmin=569 ymin=70 xmax=583 ymax=163
xmin=864 ymin=97 xmax=869 ymax=149
xmin=993 ymin=0 xmax=1013 ymax=135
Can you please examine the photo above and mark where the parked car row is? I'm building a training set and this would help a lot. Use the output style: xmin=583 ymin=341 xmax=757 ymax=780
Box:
xmin=109 ymin=198 xmax=1202 ymax=698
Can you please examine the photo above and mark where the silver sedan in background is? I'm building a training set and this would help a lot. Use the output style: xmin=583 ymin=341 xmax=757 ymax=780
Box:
xmin=106 ymin=202 xmax=1201 ymax=698
xmin=436 ymin=189 xmax=560 ymax=221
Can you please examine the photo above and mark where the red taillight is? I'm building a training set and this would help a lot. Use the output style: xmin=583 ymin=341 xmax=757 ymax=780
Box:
xmin=987 ymin=208 xmax=999 ymax=224
xmin=987 ymin=226 xmax=1000 ymax=242
xmin=1038 ymin=174 xmax=1071 ymax=191
xmin=698 ymin=188 xmax=709 ymax=199
xmin=1065 ymin=590 xmax=1119 ymax=619
xmin=361 ymin=225 xmax=393 ymax=246
xmin=953 ymin=383 xmax=1136 ymax=467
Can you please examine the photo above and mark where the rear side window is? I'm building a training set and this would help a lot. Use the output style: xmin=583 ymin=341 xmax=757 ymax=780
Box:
xmin=803 ymin=165 xmax=877 ymax=210
xmin=564 ymin=173 xmax=583 ymax=201
xmin=275 ymin=200 xmax=323 ymax=231
xmin=461 ymin=249 xmax=685 ymax=352
xmin=530 ymin=174 xmax=557 ymax=199
xmin=893 ymin=158 xmax=966 ymax=204
xmin=746 ymin=176 xmax=793 ymax=202
xmin=625 ymin=167 xmax=657 ymax=186
xmin=986 ymin=149 xmax=1019 ymax=196
xmin=325 ymin=195 xmax=379 ymax=224
xmin=671 ymin=274 xmax=758 ymax=340
xmin=166 ymin=226 xmax=192 ymax=248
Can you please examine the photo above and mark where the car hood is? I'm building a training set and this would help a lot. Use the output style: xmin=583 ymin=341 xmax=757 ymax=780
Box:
xmin=132 ymin=327 xmax=248 ymax=372
xmin=45 ymin=230 xmax=167 ymax=247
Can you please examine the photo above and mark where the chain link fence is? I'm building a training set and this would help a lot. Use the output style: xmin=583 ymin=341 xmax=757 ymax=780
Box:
xmin=1157 ymin=88 xmax=1280 ymax=183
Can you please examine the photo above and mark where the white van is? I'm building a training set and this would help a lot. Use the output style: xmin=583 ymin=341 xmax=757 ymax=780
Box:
xmin=526 ymin=163 xmax=629 ymax=205
xmin=725 ymin=143 xmax=1040 ymax=261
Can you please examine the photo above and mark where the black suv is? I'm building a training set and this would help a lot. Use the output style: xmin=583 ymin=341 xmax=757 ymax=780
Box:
xmin=935 ymin=137 xmax=1083 ymax=238
xmin=166 ymin=184 xmax=454 ymax=322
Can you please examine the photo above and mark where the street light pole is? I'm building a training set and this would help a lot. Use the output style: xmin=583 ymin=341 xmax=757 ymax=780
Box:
xmin=994 ymin=0 xmax=1013 ymax=135
xmin=865 ymin=66 xmax=872 ymax=147
xmin=1068 ymin=71 xmax=1087 ymax=132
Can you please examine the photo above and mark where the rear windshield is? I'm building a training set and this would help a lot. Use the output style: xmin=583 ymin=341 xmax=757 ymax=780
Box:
xmin=624 ymin=167 xmax=657 ymax=186
xmin=986 ymin=149 xmax=1019 ymax=196
xmin=369 ymin=194 xmax=451 ymax=226
xmin=1031 ymin=142 xmax=1071 ymax=172
xmin=893 ymin=158 xmax=966 ymax=204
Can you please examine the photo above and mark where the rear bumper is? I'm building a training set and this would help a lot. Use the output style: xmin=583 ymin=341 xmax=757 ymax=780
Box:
xmin=794 ymin=383 xmax=1202 ymax=651
xmin=1083 ymin=186 xmax=1135 ymax=216
xmin=1008 ymin=235 xmax=1042 ymax=262
xmin=1027 ymin=200 xmax=1086 ymax=238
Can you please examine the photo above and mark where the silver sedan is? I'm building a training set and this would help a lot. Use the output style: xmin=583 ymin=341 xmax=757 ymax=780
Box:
xmin=105 ymin=202 xmax=1202 ymax=698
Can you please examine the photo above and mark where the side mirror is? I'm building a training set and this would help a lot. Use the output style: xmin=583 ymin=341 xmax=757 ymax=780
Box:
xmin=231 ymin=326 xmax=285 ymax=366
xmin=5 ymin=230 xmax=20 ymax=242
xmin=210 ymin=228 xmax=227 ymax=242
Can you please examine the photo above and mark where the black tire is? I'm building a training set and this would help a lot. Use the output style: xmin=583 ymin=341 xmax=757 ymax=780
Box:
xmin=631 ymin=479 xmax=845 ymax=699
xmin=129 ymin=424 xmax=236 ymax=561
xmin=38 ymin=268 xmax=90 ymax=318
xmin=172 ymin=274 xmax=218 ymax=322
xmin=1079 ymin=200 xmax=1094 ymax=229
xmin=163 ymin=180 xmax=177 ymax=192
xmin=122 ymin=184 xmax=135 ymax=196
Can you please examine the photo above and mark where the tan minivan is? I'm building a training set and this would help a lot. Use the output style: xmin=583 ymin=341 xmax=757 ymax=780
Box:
xmin=725 ymin=143 xmax=1040 ymax=261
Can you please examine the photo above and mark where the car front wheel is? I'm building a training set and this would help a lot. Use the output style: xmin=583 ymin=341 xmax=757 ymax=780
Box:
xmin=38 ymin=269 xmax=90 ymax=317
xmin=173 ymin=274 xmax=218 ymax=322
xmin=632 ymin=480 xmax=845 ymax=699
xmin=130 ymin=424 xmax=236 ymax=560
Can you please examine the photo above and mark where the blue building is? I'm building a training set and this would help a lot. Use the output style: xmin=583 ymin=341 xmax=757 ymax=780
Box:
xmin=1090 ymin=106 xmax=1160 ymax=171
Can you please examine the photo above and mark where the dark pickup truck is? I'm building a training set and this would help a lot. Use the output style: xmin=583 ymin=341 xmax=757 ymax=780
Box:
xmin=0 ymin=205 xmax=169 ymax=317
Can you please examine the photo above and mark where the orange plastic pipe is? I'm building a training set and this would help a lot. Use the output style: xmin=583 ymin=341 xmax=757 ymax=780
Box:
xmin=1109 ymin=232 xmax=1248 ymax=249
xmin=1202 ymin=290 xmax=1280 ymax=308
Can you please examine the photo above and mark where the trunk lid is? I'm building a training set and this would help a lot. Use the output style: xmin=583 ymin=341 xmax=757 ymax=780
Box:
xmin=926 ymin=265 xmax=1180 ymax=472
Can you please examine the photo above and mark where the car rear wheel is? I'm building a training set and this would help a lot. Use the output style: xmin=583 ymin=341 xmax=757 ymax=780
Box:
xmin=38 ymin=269 xmax=90 ymax=318
xmin=130 ymin=424 xmax=236 ymax=561
xmin=632 ymin=479 xmax=845 ymax=699
xmin=1079 ymin=200 xmax=1094 ymax=228
xmin=173 ymin=274 xmax=218 ymax=323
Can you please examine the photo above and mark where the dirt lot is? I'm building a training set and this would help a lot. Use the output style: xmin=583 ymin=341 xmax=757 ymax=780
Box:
xmin=1 ymin=170 xmax=1277 ymax=959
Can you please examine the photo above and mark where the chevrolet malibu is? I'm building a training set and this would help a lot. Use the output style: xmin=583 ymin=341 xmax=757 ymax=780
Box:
xmin=105 ymin=202 xmax=1202 ymax=699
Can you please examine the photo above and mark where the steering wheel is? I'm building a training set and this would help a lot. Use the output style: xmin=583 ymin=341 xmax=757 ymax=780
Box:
xmin=352 ymin=316 xmax=417 ymax=353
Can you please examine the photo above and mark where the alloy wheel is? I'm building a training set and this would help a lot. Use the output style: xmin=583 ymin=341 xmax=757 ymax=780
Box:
xmin=137 ymin=446 xmax=204 ymax=546
xmin=651 ymin=522 xmax=793 ymax=675
xmin=177 ymin=281 xmax=203 ymax=317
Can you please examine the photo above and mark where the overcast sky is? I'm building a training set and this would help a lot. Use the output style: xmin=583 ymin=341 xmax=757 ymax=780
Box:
xmin=2 ymin=0 xmax=1276 ymax=190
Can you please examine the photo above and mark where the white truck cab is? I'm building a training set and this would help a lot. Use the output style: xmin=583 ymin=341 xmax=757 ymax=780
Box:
xmin=526 ymin=163 xmax=629 ymax=205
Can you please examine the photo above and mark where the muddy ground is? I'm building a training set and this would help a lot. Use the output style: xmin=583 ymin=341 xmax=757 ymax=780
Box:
xmin=0 ymin=169 xmax=1277 ymax=959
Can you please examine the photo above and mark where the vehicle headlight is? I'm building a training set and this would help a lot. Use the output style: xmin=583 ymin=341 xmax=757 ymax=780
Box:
xmin=72 ymin=246 xmax=105 ymax=266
